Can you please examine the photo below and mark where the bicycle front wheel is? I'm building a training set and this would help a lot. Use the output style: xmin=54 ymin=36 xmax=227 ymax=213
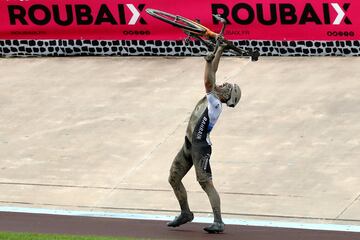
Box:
xmin=146 ymin=8 xmax=207 ymax=35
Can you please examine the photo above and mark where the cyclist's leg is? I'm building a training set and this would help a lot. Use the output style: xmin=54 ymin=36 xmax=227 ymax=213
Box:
xmin=168 ymin=138 xmax=194 ymax=227
xmin=168 ymin=138 xmax=193 ymax=213
xmin=192 ymin=145 xmax=223 ymax=226
xmin=199 ymin=179 xmax=223 ymax=225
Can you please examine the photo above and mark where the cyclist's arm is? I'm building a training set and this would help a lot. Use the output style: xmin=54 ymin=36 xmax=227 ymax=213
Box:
xmin=204 ymin=46 xmax=225 ymax=93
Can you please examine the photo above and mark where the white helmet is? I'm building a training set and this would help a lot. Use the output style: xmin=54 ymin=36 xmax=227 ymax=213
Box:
xmin=226 ymin=84 xmax=241 ymax=107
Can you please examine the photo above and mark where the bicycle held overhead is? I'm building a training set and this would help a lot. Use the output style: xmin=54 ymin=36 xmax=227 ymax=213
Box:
xmin=146 ymin=8 xmax=259 ymax=62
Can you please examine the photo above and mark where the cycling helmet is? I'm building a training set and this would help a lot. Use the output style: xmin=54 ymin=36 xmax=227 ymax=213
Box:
xmin=226 ymin=84 xmax=241 ymax=107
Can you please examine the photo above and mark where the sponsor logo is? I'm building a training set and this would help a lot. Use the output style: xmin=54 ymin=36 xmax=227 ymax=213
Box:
xmin=196 ymin=116 xmax=208 ymax=140
xmin=212 ymin=2 xmax=352 ymax=25
xmin=327 ymin=30 xmax=354 ymax=36
xmin=123 ymin=30 xmax=150 ymax=35
xmin=201 ymin=154 xmax=210 ymax=171
xmin=7 ymin=3 xmax=147 ymax=26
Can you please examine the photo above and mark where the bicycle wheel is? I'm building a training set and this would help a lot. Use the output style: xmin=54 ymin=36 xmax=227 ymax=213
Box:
xmin=146 ymin=8 xmax=207 ymax=35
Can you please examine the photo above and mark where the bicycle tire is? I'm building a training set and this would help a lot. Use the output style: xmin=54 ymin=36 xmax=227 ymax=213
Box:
xmin=146 ymin=8 xmax=207 ymax=35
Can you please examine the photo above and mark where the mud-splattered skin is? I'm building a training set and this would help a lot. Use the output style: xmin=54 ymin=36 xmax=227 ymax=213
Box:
xmin=186 ymin=97 xmax=207 ymax=143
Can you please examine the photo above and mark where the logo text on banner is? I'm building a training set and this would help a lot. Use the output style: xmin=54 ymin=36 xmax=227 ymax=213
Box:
xmin=7 ymin=4 xmax=146 ymax=26
xmin=211 ymin=3 xmax=352 ymax=25
xmin=0 ymin=0 xmax=358 ymax=40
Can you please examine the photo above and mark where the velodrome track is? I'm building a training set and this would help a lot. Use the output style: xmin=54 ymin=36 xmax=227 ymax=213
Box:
xmin=0 ymin=56 xmax=360 ymax=239
xmin=0 ymin=211 xmax=359 ymax=240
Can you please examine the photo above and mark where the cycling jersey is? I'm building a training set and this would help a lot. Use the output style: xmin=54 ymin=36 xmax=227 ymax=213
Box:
xmin=193 ymin=92 xmax=222 ymax=145
xmin=207 ymin=92 xmax=222 ymax=132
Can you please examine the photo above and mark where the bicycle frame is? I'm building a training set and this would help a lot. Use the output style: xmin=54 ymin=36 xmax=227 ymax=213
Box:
xmin=184 ymin=24 xmax=251 ymax=57
xmin=183 ymin=20 xmax=219 ymax=39
xmin=146 ymin=8 xmax=259 ymax=61
xmin=182 ymin=16 xmax=258 ymax=60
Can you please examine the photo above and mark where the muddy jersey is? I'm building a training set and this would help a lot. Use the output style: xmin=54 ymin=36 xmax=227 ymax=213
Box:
xmin=186 ymin=92 xmax=222 ymax=145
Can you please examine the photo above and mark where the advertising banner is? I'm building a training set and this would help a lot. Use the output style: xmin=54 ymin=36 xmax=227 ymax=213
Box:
xmin=0 ymin=0 xmax=358 ymax=40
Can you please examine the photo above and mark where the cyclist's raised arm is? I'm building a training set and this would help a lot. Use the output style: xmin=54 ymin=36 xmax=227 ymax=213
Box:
xmin=204 ymin=46 xmax=225 ymax=93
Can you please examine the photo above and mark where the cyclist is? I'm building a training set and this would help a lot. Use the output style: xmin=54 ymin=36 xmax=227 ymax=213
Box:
xmin=167 ymin=44 xmax=241 ymax=233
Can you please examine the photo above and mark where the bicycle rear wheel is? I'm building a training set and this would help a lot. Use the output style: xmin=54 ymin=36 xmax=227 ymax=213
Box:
xmin=146 ymin=8 xmax=207 ymax=35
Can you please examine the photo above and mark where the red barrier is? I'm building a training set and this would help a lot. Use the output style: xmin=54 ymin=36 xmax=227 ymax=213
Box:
xmin=0 ymin=0 xmax=358 ymax=40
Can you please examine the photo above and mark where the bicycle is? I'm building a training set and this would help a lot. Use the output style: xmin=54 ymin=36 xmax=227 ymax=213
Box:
xmin=146 ymin=8 xmax=260 ymax=61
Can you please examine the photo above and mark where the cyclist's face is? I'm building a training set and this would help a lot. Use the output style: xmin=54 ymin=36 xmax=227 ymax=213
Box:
xmin=217 ymin=83 xmax=232 ymax=102
xmin=220 ymin=82 xmax=231 ymax=89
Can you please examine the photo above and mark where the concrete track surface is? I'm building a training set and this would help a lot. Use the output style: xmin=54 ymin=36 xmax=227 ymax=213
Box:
xmin=0 ymin=56 xmax=360 ymax=238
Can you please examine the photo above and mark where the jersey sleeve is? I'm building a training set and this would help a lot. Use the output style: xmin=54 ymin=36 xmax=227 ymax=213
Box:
xmin=206 ymin=92 xmax=222 ymax=132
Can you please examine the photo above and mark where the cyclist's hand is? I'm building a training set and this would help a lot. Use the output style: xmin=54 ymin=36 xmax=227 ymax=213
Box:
xmin=215 ymin=35 xmax=224 ymax=42
xmin=219 ymin=43 xmax=229 ymax=52
xmin=204 ymin=53 xmax=215 ymax=62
